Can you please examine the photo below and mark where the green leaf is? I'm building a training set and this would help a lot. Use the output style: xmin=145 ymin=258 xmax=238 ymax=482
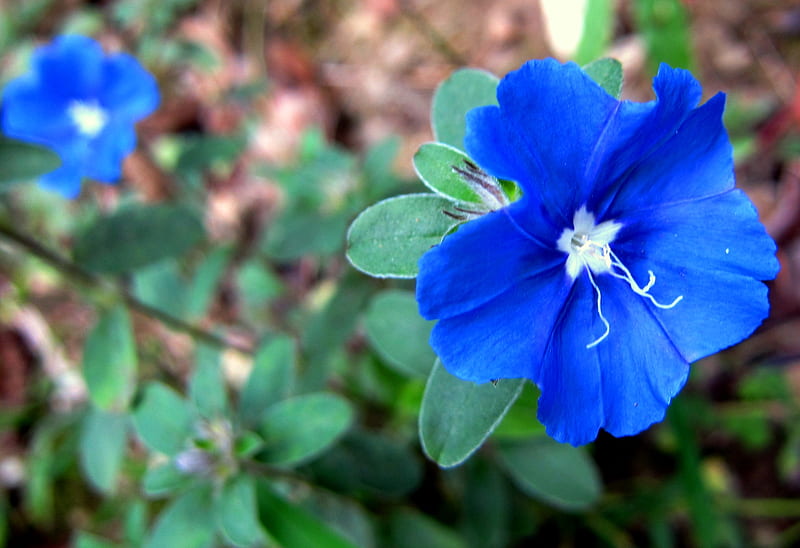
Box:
xmin=79 ymin=407 xmax=128 ymax=494
xmin=74 ymin=532 xmax=118 ymax=548
xmin=462 ymin=459 xmax=511 ymax=548
xmin=185 ymin=246 xmax=231 ymax=319
xmin=346 ymin=194 xmax=458 ymax=278
xmin=263 ymin=210 xmax=349 ymax=260
xmin=413 ymin=143 xmax=484 ymax=204
xmin=496 ymin=437 xmax=602 ymax=510
xmin=582 ymin=58 xmax=623 ymax=99
xmin=124 ymin=500 xmax=148 ymax=547
xmin=419 ymin=361 xmax=524 ymax=468
xmin=0 ymin=137 xmax=61 ymax=186
xmin=432 ymin=69 xmax=499 ymax=149
xmin=309 ymin=430 xmax=422 ymax=497
xmin=633 ymin=0 xmax=694 ymax=72
xmin=189 ymin=344 xmax=227 ymax=418
xmin=133 ymin=259 xmax=187 ymax=317
xmin=363 ymin=136 xmax=401 ymax=201
xmin=492 ymin=383 xmax=547 ymax=439
xmin=142 ymin=461 xmax=193 ymax=498
xmin=574 ymin=0 xmax=614 ymax=65
xmin=363 ymin=289 xmax=435 ymax=377
xmin=255 ymin=481 xmax=359 ymax=548
xmin=216 ymin=475 xmax=265 ymax=548
xmin=73 ymin=203 xmax=204 ymax=274
xmin=82 ymin=306 xmax=137 ymax=412
xmin=238 ymin=335 xmax=296 ymax=427
xmin=132 ymin=382 xmax=193 ymax=456
xmin=259 ymin=393 xmax=354 ymax=467
xmin=387 ymin=509 xmax=467 ymax=548
xmin=144 ymin=485 xmax=216 ymax=548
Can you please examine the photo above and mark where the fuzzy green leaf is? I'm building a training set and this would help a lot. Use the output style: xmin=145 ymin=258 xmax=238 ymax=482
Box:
xmin=419 ymin=361 xmax=524 ymax=467
xmin=346 ymin=194 xmax=458 ymax=278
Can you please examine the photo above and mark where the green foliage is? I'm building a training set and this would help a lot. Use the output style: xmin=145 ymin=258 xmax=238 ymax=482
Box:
xmin=256 ymin=482 xmax=359 ymax=548
xmin=189 ymin=344 xmax=228 ymax=419
xmin=431 ymin=68 xmax=499 ymax=149
xmin=239 ymin=335 xmax=297 ymax=427
xmin=216 ymin=475 xmax=267 ymax=547
xmin=413 ymin=143 xmax=485 ymax=204
xmin=346 ymin=194 xmax=458 ymax=278
xmin=79 ymin=407 xmax=128 ymax=494
xmin=633 ymin=0 xmax=695 ymax=72
xmin=143 ymin=485 xmax=217 ymax=548
xmin=419 ymin=361 xmax=525 ymax=467
xmin=574 ymin=0 xmax=614 ymax=65
xmin=582 ymin=58 xmax=623 ymax=99
xmin=363 ymin=289 xmax=435 ymax=377
xmin=132 ymin=382 xmax=193 ymax=456
xmin=497 ymin=437 xmax=602 ymax=510
xmin=0 ymin=136 xmax=61 ymax=186
xmin=259 ymin=393 xmax=354 ymax=467
xmin=74 ymin=203 xmax=205 ymax=274
xmin=83 ymin=306 xmax=138 ymax=412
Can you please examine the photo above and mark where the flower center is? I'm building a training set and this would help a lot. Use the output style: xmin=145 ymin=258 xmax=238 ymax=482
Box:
xmin=557 ymin=206 xmax=683 ymax=348
xmin=67 ymin=100 xmax=108 ymax=137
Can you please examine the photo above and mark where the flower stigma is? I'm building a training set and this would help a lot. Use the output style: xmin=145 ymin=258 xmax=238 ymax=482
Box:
xmin=557 ymin=206 xmax=683 ymax=348
xmin=67 ymin=99 xmax=108 ymax=137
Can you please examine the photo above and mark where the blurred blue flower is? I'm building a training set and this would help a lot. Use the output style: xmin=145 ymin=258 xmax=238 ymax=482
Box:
xmin=1 ymin=35 xmax=159 ymax=198
xmin=416 ymin=59 xmax=779 ymax=445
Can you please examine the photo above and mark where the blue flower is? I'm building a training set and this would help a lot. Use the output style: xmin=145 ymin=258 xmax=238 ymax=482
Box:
xmin=416 ymin=59 xmax=779 ymax=445
xmin=1 ymin=35 xmax=159 ymax=198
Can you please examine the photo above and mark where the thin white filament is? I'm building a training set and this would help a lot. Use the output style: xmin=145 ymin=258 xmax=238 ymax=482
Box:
xmin=585 ymin=268 xmax=610 ymax=349
xmin=604 ymin=247 xmax=683 ymax=309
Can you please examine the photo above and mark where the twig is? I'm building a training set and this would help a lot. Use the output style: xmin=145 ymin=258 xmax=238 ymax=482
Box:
xmin=0 ymin=220 xmax=253 ymax=356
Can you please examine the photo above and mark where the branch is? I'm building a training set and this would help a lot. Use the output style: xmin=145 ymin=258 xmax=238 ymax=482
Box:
xmin=0 ymin=220 xmax=253 ymax=356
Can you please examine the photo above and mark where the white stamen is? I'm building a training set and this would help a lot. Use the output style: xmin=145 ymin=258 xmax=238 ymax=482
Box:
xmin=67 ymin=100 xmax=108 ymax=137
xmin=558 ymin=206 xmax=683 ymax=348
xmin=604 ymin=247 xmax=683 ymax=309
xmin=585 ymin=268 xmax=610 ymax=348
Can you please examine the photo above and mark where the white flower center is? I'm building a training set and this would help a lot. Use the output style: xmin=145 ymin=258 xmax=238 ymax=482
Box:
xmin=67 ymin=100 xmax=108 ymax=137
xmin=557 ymin=206 xmax=683 ymax=348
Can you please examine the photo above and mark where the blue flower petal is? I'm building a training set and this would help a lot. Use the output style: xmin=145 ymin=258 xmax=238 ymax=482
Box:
xmin=536 ymin=275 xmax=604 ymax=445
xmin=585 ymin=65 xmax=702 ymax=206
xmin=615 ymin=190 xmax=777 ymax=362
xmin=417 ymin=203 xmax=564 ymax=320
xmin=1 ymin=78 xmax=75 ymax=146
xmin=604 ymin=93 xmax=732 ymax=216
xmin=464 ymin=105 xmax=534 ymax=191
xmin=431 ymin=267 xmax=571 ymax=383
xmin=34 ymin=35 xmax=104 ymax=99
xmin=592 ymin=277 xmax=690 ymax=438
xmin=85 ymin=123 xmax=136 ymax=182
xmin=39 ymin=160 xmax=84 ymax=199
xmin=99 ymin=53 xmax=160 ymax=121
xmin=492 ymin=59 xmax=619 ymax=219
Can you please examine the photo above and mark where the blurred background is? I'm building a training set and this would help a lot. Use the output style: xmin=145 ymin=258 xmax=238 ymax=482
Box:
xmin=2 ymin=0 xmax=800 ymax=547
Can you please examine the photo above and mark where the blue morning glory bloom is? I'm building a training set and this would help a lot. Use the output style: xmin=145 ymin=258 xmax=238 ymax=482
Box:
xmin=416 ymin=59 xmax=779 ymax=446
xmin=1 ymin=35 xmax=159 ymax=198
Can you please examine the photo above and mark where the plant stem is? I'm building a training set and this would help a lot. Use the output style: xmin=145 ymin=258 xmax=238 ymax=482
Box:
xmin=0 ymin=220 xmax=253 ymax=355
